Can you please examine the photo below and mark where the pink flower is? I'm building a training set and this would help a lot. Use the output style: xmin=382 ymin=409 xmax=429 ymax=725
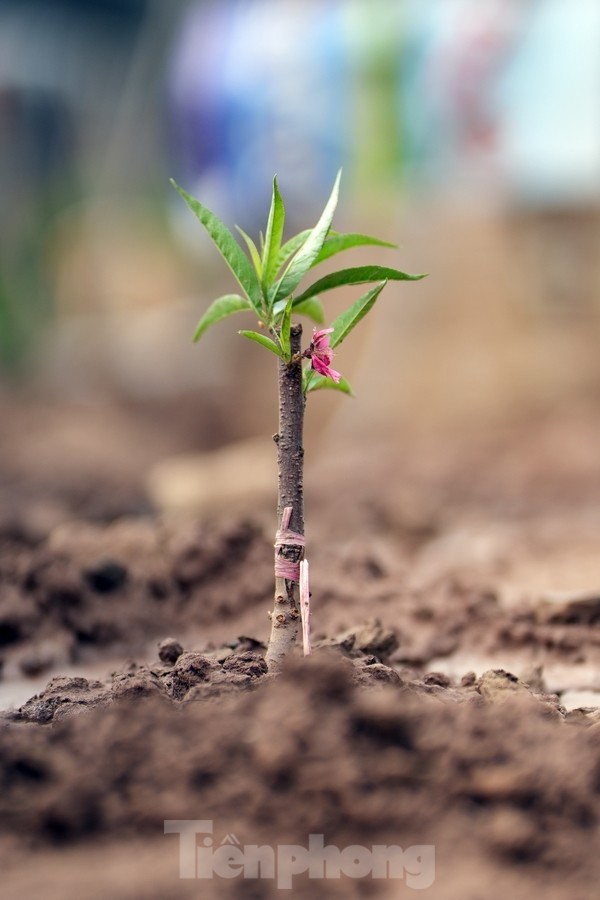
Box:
xmin=308 ymin=327 xmax=341 ymax=383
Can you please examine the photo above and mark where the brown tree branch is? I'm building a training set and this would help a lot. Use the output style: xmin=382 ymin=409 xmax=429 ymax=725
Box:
xmin=265 ymin=323 xmax=305 ymax=670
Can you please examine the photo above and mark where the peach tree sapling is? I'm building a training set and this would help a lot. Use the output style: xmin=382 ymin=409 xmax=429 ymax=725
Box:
xmin=172 ymin=171 xmax=424 ymax=670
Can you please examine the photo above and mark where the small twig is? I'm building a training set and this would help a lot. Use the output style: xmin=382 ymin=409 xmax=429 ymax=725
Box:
xmin=299 ymin=559 xmax=311 ymax=656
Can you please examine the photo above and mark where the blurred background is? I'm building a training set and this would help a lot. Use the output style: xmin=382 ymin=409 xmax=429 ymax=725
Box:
xmin=1 ymin=0 xmax=600 ymax=514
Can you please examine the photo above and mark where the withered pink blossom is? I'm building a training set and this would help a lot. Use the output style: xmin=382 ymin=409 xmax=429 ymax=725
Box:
xmin=308 ymin=327 xmax=341 ymax=383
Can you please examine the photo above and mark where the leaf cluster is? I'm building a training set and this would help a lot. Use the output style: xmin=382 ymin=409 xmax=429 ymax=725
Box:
xmin=171 ymin=171 xmax=425 ymax=395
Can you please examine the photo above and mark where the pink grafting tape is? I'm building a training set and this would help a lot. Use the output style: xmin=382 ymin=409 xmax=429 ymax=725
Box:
xmin=274 ymin=505 xmax=305 ymax=582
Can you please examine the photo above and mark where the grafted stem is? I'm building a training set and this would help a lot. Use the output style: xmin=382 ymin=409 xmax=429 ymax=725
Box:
xmin=266 ymin=323 xmax=305 ymax=670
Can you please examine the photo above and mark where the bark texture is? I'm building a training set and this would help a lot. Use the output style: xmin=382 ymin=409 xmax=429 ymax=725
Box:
xmin=265 ymin=324 xmax=305 ymax=670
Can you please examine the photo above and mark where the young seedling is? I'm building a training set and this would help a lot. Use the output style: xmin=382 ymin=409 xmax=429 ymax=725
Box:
xmin=171 ymin=171 xmax=425 ymax=670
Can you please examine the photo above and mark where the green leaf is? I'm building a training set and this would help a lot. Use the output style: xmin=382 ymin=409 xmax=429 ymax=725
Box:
xmin=235 ymin=226 xmax=262 ymax=280
xmin=279 ymin=296 xmax=293 ymax=360
xmin=293 ymin=296 xmax=325 ymax=324
xmin=239 ymin=330 xmax=284 ymax=359
xmin=272 ymin=294 xmax=325 ymax=323
xmin=294 ymin=265 xmax=427 ymax=305
xmin=304 ymin=371 xmax=354 ymax=396
xmin=193 ymin=294 xmax=252 ymax=342
xmin=273 ymin=229 xmax=312 ymax=277
xmin=312 ymin=233 xmax=397 ymax=267
xmin=272 ymin=169 xmax=342 ymax=304
xmin=171 ymin=179 xmax=263 ymax=316
xmin=262 ymin=177 xmax=285 ymax=290
xmin=329 ymin=281 xmax=387 ymax=349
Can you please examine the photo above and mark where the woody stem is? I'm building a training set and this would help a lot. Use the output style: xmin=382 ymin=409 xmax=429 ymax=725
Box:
xmin=265 ymin=323 xmax=305 ymax=670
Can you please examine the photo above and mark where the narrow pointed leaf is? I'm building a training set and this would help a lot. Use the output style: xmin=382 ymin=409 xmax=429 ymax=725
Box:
xmin=312 ymin=233 xmax=397 ymax=267
xmin=293 ymin=296 xmax=325 ymax=324
xmin=272 ymin=169 xmax=342 ymax=303
xmin=279 ymin=297 xmax=293 ymax=360
xmin=239 ymin=330 xmax=284 ymax=359
xmin=272 ymin=294 xmax=325 ymax=323
xmin=235 ymin=226 xmax=262 ymax=280
xmin=329 ymin=281 xmax=387 ymax=349
xmin=262 ymin=177 xmax=285 ymax=289
xmin=294 ymin=265 xmax=426 ymax=305
xmin=304 ymin=371 xmax=354 ymax=396
xmin=171 ymin=179 xmax=263 ymax=315
xmin=273 ymin=230 xmax=311 ymax=278
xmin=193 ymin=294 xmax=252 ymax=342
xmin=267 ymin=229 xmax=312 ymax=310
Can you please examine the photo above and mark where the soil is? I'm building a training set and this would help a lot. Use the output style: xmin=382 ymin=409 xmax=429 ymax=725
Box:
xmin=2 ymin=391 xmax=600 ymax=898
